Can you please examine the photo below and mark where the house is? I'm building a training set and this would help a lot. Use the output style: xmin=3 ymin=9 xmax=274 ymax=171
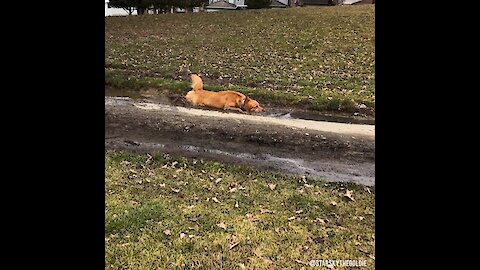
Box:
xmin=205 ymin=0 xmax=247 ymax=12
xmin=270 ymin=0 xmax=290 ymax=8
xmin=300 ymin=0 xmax=333 ymax=6
xmin=341 ymin=0 xmax=374 ymax=4
xmin=105 ymin=0 xmax=138 ymax=16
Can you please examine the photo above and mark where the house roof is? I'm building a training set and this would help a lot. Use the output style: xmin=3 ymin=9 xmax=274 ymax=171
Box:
xmin=270 ymin=0 xmax=288 ymax=8
xmin=205 ymin=0 xmax=238 ymax=9
xmin=342 ymin=0 xmax=362 ymax=4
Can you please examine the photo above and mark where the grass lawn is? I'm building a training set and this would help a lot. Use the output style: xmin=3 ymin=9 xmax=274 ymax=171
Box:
xmin=105 ymin=5 xmax=375 ymax=115
xmin=105 ymin=151 xmax=375 ymax=269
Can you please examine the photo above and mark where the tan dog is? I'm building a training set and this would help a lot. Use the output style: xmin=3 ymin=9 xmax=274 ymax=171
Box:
xmin=185 ymin=74 xmax=265 ymax=113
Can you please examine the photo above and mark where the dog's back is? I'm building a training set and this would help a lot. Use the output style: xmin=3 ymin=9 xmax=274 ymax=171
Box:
xmin=186 ymin=74 xmax=263 ymax=112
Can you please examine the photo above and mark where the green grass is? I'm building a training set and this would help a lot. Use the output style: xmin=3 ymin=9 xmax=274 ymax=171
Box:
xmin=105 ymin=5 xmax=375 ymax=115
xmin=105 ymin=151 xmax=375 ymax=269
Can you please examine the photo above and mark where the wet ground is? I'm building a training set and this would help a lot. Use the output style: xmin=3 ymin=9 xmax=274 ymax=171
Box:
xmin=105 ymin=87 xmax=375 ymax=125
xmin=105 ymin=91 xmax=375 ymax=186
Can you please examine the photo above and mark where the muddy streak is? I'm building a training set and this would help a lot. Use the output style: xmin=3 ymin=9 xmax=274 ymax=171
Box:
xmin=105 ymin=97 xmax=375 ymax=186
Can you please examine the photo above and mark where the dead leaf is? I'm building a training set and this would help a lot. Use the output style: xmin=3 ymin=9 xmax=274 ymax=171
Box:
xmin=288 ymin=216 xmax=296 ymax=221
xmin=344 ymin=189 xmax=355 ymax=201
xmin=171 ymin=188 xmax=180 ymax=193
xmin=330 ymin=201 xmax=337 ymax=206
xmin=235 ymin=201 xmax=239 ymax=208
xmin=215 ymin=178 xmax=222 ymax=184
xmin=237 ymin=263 xmax=246 ymax=269
xmin=260 ymin=208 xmax=273 ymax=214
xmin=368 ymin=254 xmax=375 ymax=260
xmin=229 ymin=187 xmax=238 ymax=193
xmin=268 ymin=183 xmax=276 ymax=190
xmin=304 ymin=183 xmax=313 ymax=188
xmin=295 ymin=209 xmax=304 ymax=214
xmin=212 ymin=197 xmax=220 ymax=203
xmin=229 ymin=241 xmax=240 ymax=249
xmin=314 ymin=218 xmax=326 ymax=224
xmin=179 ymin=232 xmax=186 ymax=239
xmin=159 ymin=183 xmax=166 ymax=187
xmin=163 ymin=229 xmax=171 ymax=236
xmin=295 ymin=259 xmax=308 ymax=265
xmin=216 ymin=222 xmax=227 ymax=230
xmin=365 ymin=187 xmax=372 ymax=194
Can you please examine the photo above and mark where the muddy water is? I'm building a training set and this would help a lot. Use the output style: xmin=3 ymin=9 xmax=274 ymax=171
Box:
xmin=106 ymin=139 xmax=375 ymax=186
xmin=105 ymin=87 xmax=375 ymax=125
xmin=105 ymin=96 xmax=375 ymax=186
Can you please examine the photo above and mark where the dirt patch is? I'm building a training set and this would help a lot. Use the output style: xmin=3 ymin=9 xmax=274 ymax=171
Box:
xmin=105 ymin=97 xmax=375 ymax=186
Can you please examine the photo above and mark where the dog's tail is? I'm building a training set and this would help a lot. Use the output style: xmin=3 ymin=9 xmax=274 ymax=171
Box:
xmin=191 ymin=74 xmax=203 ymax=92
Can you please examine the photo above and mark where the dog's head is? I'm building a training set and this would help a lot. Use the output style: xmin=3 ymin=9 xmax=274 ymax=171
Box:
xmin=243 ymin=97 xmax=265 ymax=113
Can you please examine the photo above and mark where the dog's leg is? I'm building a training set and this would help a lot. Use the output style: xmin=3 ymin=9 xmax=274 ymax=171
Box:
xmin=224 ymin=106 xmax=247 ymax=114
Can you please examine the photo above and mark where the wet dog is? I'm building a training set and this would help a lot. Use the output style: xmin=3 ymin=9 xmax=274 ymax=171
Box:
xmin=185 ymin=74 xmax=265 ymax=113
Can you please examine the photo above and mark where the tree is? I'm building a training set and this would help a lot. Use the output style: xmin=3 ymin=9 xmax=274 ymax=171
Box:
xmin=109 ymin=0 xmax=137 ymax=15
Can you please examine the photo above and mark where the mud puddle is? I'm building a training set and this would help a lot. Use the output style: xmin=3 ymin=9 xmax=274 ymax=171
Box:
xmin=106 ymin=139 xmax=374 ymax=186
xmin=105 ymin=96 xmax=375 ymax=186
xmin=105 ymin=87 xmax=374 ymax=125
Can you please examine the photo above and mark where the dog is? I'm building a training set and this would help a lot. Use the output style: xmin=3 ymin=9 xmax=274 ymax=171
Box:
xmin=185 ymin=74 xmax=265 ymax=113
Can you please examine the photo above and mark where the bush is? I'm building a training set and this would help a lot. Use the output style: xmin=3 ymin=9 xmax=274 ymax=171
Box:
xmin=246 ymin=0 xmax=271 ymax=9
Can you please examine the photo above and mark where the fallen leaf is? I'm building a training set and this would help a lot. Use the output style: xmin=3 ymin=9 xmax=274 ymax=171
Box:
xmin=330 ymin=201 xmax=337 ymax=206
xmin=268 ymin=183 xmax=277 ymax=190
xmin=314 ymin=218 xmax=326 ymax=224
xmin=344 ymin=189 xmax=355 ymax=201
xmin=163 ymin=229 xmax=171 ymax=236
xmin=179 ymin=232 xmax=186 ymax=239
xmin=171 ymin=188 xmax=180 ymax=193
xmin=237 ymin=263 xmax=246 ymax=269
xmin=215 ymin=178 xmax=222 ymax=184
xmin=235 ymin=201 xmax=239 ymax=208
xmin=159 ymin=183 xmax=166 ymax=187
xmin=304 ymin=183 xmax=313 ymax=188
xmin=229 ymin=187 xmax=238 ymax=193
xmin=212 ymin=197 xmax=220 ymax=203
xmin=369 ymin=254 xmax=375 ymax=260
xmin=229 ymin=241 xmax=240 ymax=249
xmin=260 ymin=208 xmax=273 ymax=214
xmin=288 ymin=216 xmax=296 ymax=221
xmin=295 ymin=209 xmax=304 ymax=214
xmin=216 ymin=222 xmax=227 ymax=230
xmin=365 ymin=187 xmax=372 ymax=194
xmin=295 ymin=259 xmax=308 ymax=265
